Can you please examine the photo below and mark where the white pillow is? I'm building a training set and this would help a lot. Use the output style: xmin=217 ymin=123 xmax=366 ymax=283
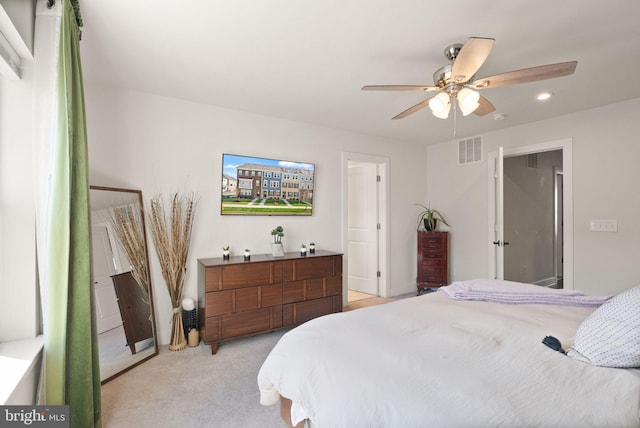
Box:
xmin=567 ymin=285 xmax=640 ymax=368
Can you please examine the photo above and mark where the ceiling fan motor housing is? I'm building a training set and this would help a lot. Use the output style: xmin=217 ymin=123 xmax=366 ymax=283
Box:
xmin=444 ymin=43 xmax=464 ymax=61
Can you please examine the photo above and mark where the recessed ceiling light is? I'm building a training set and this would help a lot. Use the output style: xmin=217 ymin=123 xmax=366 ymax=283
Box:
xmin=536 ymin=92 xmax=552 ymax=101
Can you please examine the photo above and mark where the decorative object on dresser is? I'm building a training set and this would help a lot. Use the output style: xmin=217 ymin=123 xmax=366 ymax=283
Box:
xmin=417 ymin=231 xmax=448 ymax=295
xmin=148 ymin=192 xmax=196 ymax=351
xmin=271 ymin=225 xmax=285 ymax=257
xmin=198 ymin=250 xmax=343 ymax=354
xmin=415 ymin=203 xmax=450 ymax=231
xmin=222 ymin=246 xmax=230 ymax=260
xmin=309 ymin=242 xmax=316 ymax=254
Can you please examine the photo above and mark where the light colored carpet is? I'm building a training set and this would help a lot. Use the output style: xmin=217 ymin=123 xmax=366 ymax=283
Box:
xmin=101 ymin=293 xmax=415 ymax=427
xmin=101 ymin=331 xmax=287 ymax=428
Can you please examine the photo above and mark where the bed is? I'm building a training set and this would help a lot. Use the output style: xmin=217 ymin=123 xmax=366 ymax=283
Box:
xmin=257 ymin=279 xmax=640 ymax=427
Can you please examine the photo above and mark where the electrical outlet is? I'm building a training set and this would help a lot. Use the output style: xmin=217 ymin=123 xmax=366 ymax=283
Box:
xmin=589 ymin=219 xmax=618 ymax=232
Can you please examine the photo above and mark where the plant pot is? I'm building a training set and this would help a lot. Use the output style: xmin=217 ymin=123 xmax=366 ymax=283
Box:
xmin=271 ymin=243 xmax=284 ymax=257
xmin=424 ymin=218 xmax=438 ymax=231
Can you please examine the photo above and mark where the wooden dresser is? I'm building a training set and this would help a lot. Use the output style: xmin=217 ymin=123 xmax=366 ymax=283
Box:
xmin=111 ymin=271 xmax=153 ymax=354
xmin=417 ymin=231 xmax=448 ymax=294
xmin=198 ymin=250 xmax=342 ymax=354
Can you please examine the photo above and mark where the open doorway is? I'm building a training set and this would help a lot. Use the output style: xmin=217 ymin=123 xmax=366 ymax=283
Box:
xmin=488 ymin=139 xmax=573 ymax=290
xmin=342 ymin=153 xmax=389 ymax=304
xmin=503 ymin=150 xmax=563 ymax=287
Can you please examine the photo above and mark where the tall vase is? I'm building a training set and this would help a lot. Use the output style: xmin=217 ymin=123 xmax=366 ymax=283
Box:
xmin=168 ymin=307 xmax=187 ymax=351
xmin=271 ymin=242 xmax=284 ymax=257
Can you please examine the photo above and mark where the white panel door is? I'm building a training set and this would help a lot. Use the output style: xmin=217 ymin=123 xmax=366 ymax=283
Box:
xmin=92 ymin=225 xmax=122 ymax=333
xmin=347 ymin=161 xmax=378 ymax=295
xmin=94 ymin=276 xmax=122 ymax=333
xmin=488 ymin=147 xmax=505 ymax=279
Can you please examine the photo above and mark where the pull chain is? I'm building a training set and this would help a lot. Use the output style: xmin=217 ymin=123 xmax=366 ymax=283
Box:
xmin=453 ymin=96 xmax=458 ymax=138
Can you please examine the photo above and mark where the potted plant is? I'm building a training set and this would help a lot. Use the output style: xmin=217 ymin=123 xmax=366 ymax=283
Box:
xmin=222 ymin=246 xmax=230 ymax=260
xmin=300 ymin=243 xmax=307 ymax=256
xmin=271 ymin=226 xmax=285 ymax=257
xmin=415 ymin=203 xmax=450 ymax=231
xmin=309 ymin=242 xmax=316 ymax=254
xmin=244 ymin=248 xmax=251 ymax=261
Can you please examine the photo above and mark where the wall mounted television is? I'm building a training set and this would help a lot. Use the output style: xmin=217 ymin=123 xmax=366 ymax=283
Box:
xmin=221 ymin=153 xmax=315 ymax=216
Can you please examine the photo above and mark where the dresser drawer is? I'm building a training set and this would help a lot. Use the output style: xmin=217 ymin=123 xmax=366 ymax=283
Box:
xmin=202 ymin=307 xmax=283 ymax=342
xmin=220 ymin=307 xmax=282 ymax=339
xmin=283 ymin=256 xmax=337 ymax=281
xmin=421 ymin=258 xmax=443 ymax=268
xmin=221 ymin=262 xmax=282 ymax=289
xmin=206 ymin=283 xmax=283 ymax=315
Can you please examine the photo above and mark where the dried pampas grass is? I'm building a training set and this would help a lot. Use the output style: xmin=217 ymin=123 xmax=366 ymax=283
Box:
xmin=148 ymin=192 xmax=195 ymax=351
xmin=109 ymin=204 xmax=150 ymax=303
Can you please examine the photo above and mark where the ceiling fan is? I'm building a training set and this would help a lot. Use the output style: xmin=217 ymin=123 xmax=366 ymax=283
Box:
xmin=362 ymin=37 xmax=577 ymax=120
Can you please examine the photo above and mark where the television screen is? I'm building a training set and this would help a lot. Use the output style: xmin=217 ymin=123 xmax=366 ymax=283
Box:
xmin=221 ymin=153 xmax=315 ymax=216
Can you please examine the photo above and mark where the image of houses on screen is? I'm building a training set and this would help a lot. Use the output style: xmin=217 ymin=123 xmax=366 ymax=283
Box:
xmin=221 ymin=154 xmax=314 ymax=215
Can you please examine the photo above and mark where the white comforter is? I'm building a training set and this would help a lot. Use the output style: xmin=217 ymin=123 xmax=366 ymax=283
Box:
xmin=258 ymin=289 xmax=640 ymax=427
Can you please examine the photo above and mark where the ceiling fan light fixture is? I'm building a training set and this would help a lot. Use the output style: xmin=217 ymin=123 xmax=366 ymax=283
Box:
xmin=457 ymin=87 xmax=480 ymax=116
xmin=429 ymin=92 xmax=451 ymax=119
xmin=460 ymin=102 xmax=480 ymax=116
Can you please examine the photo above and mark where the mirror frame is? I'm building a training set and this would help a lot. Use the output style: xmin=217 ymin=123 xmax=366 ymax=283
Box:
xmin=90 ymin=185 xmax=159 ymax=384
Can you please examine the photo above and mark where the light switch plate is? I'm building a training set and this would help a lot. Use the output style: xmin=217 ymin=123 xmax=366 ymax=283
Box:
xmin=589 ymin=219 xmax=618 ymax=232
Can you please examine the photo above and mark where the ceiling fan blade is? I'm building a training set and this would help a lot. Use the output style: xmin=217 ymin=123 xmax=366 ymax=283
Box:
xmin=473 ymin=95 xmax=495 ymax=116
xmin=392 ymin=99 xmax=432 ymax=120
xmin=362 ymin=85 xmax=439 ymax=92
xmin=472 ymin=61 xmax=577 ymax=89
xmin=451 ymin=37 xmax=495 ymax=83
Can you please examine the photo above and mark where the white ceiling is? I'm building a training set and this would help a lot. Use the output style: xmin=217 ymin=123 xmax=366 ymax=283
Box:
xmin=79 ymin=0 xmax=640 ymax=146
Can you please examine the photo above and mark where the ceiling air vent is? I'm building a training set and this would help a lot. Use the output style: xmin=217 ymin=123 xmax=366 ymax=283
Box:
xmin=458 ymin=136 xmax=482 ymax=165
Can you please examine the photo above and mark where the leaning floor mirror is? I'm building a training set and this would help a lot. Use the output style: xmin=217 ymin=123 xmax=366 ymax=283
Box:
xmin=90 ymin=185 xmax=158 ymax=384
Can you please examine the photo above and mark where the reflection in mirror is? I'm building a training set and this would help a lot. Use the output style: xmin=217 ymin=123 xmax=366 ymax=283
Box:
xmin=90 ymin=185 xmax=158 ymax=384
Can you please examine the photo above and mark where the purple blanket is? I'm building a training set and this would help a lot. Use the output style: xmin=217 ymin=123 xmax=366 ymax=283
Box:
xmin=440 ymin=279 xmax=612 ymax=307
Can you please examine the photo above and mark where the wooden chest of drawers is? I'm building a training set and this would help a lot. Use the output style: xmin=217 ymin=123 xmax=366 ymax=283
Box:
xmin=417 ymin=231 xmax=448 ymax=294
xmin=198 ymin=251 xmax=342 ymax=354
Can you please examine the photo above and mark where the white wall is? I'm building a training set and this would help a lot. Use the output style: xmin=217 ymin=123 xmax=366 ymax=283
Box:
xmin=427 ymin=98 xmax=640 ymax=296
xmin=0 ymin=63 xmax=36 ymax=341
xmin=84 ymin=84 xmax=427 ymax=345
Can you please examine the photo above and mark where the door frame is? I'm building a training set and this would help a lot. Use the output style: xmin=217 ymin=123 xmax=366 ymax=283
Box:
xmin=341 ymin=152 xmax=389 ymax=300
xmin=487 ymin=138 xmax=574 ymax=289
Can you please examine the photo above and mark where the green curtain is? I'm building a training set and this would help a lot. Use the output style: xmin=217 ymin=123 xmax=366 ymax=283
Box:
xmin=44 ymin=0 xmax=101 ymax=426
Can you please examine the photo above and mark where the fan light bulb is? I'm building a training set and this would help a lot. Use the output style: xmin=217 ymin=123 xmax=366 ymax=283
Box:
xmin=458 ymin=88 xmax=480 ymax=116
xmin=429 ymin=92 xmax=451 ymax=119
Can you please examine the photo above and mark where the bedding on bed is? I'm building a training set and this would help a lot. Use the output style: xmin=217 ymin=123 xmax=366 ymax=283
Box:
xmin=257 ymin=280 xmax=640 ymax=428
xmin=441 ymin=278 xmax=612 ymax=306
